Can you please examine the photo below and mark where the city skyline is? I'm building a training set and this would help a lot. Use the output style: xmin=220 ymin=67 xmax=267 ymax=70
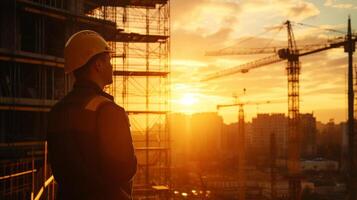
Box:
xmin=170 ymin=0 xmax=357 ymax=123
xmin=169 ymin=110 xmax=342 ymax=125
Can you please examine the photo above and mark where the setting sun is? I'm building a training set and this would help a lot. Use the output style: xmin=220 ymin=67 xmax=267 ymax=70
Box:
xmin=179 ymin=93 xmax=198 ymax=106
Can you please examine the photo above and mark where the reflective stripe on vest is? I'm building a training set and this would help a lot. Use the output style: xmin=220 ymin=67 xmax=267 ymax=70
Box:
xmin=85 ymin=95 xmax=111 ymax=111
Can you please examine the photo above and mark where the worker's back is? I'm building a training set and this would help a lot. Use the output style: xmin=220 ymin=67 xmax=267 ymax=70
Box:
xmin=47 ymin=80 xmax=137 ymax=200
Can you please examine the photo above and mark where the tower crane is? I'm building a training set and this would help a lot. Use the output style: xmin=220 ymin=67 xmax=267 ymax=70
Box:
xmin=203 ymin=19 xmax=357 ymax=200
xmin=217 ymin=99 xmax=286 ymax=200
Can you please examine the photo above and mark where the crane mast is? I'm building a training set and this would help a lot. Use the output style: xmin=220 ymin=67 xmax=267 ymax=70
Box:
xmin=285 ymin=20 xmax=301 ymax=200
xmin=345 ymin=17 xmax=356 ymax=200
xmin=217 ymin=102 xmax=246 ymax=200
xmin=217 ymin=100 xmax=284 ymax=200
xmin=238 ymin=105 xmax=245 ymax=200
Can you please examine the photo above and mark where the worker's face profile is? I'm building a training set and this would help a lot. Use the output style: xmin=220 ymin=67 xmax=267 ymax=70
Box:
xmin=102 ymin=53 xmax=113 ymax=85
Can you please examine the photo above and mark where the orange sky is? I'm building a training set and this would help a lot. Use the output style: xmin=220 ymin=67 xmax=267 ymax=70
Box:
xmin=169 ymin=0 xmax=357 ymax=124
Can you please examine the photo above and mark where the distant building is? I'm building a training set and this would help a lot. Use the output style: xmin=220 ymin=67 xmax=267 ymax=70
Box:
xmin=300 ymin=113 xmax=317 ymax=158
xmin=316 ymin=119 xmax=343 ymax=160
xmin=250 ymin=113 xmax=318 ymax=163
xmin=221 ymin=121 xmax=254 ymax=166
xmin=169 ymin=112 xmax=224 ymax=164
xmin=169 ymin=113 xmax=191 ymax=166
xmin=221 ymin=122 xmax=235 ymax=154
xmin=190 ymin=112 xmax=223 ymax=162
xmin=340 ymin=122 xmax=348 ymax=172
xmin=251 ymin=113 xmax=288 ymax=161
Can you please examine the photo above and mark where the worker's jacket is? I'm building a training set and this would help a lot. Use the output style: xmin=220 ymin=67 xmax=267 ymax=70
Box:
xmin=47 ymin=80 xmax=137 ymax=200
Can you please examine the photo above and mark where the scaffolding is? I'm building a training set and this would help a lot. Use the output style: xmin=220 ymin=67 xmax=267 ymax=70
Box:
xmin=106 ymin=3 xmax=171 ymax=198
xmin=85 ymin=1 xmax=171 ymax=198
xmin=1 ymin=0 xmax=170 ymax=199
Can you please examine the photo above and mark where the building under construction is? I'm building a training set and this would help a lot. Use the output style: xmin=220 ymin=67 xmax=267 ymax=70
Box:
xmin=0 ymin=0 xmax=170 ymax=199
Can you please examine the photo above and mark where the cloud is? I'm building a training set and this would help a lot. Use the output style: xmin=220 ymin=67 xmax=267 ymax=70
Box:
xmin=171 ymin=0 xmax=241 ymax=34
xmin=172 ymin=0 xmax=320 ymax=37
xmin=171 ymin=0 xmax=322 ymax=64
xmin=285 ymin=1 xmax=321 ymax=21
xmin=242 ymin=0 xmax=320 ymax=22
xmin=171 ymin=27 xmax=235 ymax=62
xmin=324 ymin=0 xmax=357 ymax=9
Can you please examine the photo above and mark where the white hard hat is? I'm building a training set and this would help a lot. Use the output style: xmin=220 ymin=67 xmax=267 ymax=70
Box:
xmin=64 ymin=30 xmax=112 ymax=74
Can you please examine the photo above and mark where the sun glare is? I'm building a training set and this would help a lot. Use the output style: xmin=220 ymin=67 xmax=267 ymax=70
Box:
xmin=179 ymin=93 xmax=198 ymax=106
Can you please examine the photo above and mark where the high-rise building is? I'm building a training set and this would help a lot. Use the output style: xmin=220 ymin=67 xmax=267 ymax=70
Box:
xmin=169 ymin=113 xmax=191 ymax=166
xmin=300 ymin=113 xmax=317 ymax=158
xmin=190 ymin=112 xmax=224 ymax=162
xmin=221 ymin=122 xmax=252 ymax=158
xmin=251 ymin=113 xmax=288 ymax=161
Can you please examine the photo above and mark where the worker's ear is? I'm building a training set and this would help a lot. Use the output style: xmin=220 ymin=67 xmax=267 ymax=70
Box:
xmin=93 ymin=57 xmax=104 ymax=72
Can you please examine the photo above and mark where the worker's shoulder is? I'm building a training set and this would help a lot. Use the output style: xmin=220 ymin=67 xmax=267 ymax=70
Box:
xmin=97 ymin=101 xmax=126 ymax=115
xmin=84 ymin=94 xmax=122 ymax=112
xmin=84 ymin=93 xmax=126 ymax=114
xmin=96 ymin=100 xmax=129 ymax=125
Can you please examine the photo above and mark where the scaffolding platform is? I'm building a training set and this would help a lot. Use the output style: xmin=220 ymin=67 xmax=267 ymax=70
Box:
xmin=87 ymin=0 xmax=168 ymax=9
xmin=0 ymin=97 xmax=56 ymax=112
xmin=114 ymin=70 xmax=169 ymax=77
xmin=136 ymin=147 xmax=169 ymax=151
xmin=127 ymin=110 xmax=168 ymax=115
xmin=0 ymin=48 xmax=64 ymax=68
xmin=113 ymin=32 xmax=168 ymax=43
xmin=17 ymin=0 xmax=123 ymax=39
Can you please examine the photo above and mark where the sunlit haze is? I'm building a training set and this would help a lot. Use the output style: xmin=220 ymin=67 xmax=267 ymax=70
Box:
xmin=170 ymin=0 xmax=357 ymax=123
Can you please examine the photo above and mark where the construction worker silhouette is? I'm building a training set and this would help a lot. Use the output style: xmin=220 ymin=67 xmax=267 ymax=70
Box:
xmin=47 ymin=30 xmax=137 ymax=200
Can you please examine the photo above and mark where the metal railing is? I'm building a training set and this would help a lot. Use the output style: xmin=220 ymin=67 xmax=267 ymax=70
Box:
xmin=32 ymin=175 xmax=55 ymax=200
xmin=0 ymin=141 xmax=56 ymax=200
